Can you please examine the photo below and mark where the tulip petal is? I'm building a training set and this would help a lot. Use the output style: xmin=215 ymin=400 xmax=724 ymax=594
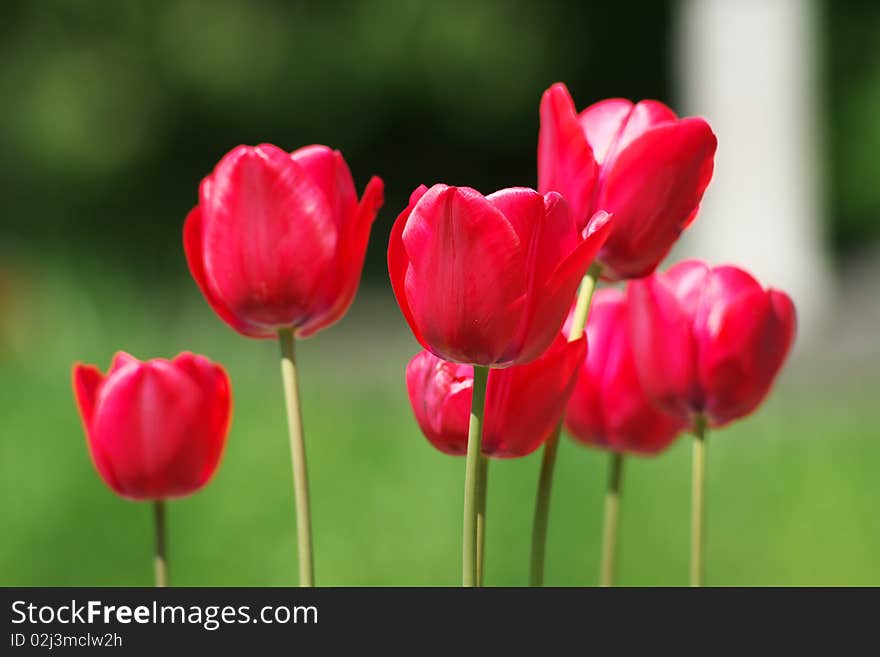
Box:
xmin=108 ymin=351 xmax=141 ymax=376
xmin=698 ymin=281 xmax=796 ymax=426
xmin=662 ymin=259 xmax=712 ymax=321
xmin=565 ymin=290 xmax=621 ymax=447
xmin=359 ymin=175 xmax=385 ymax=230
xmin=770 ymin=288 xmax=798 ymax=342
xmin=694 ymin=265 xmax=764 ymax=338
xmin=568 ymin=289 xmax=685 ymax=455
xmin=538 ymin=83 xmax=599 ymax=231
xmin=170 ymin=352 xmax=232 ymax=489
xmin=290 ymin=145 xmax=359 ymax=234
xmin=580 ymin=99 xmax=678 ymax=167
xmin=628 ymin=272 xmax=701 ymax=420
xmin=487 ymin=188 xmax=575 ymax=364
xmin=577 ymin=98 xmax=634 ymax=166
xmin=72 ymin=363 xmax=104 ymax=427
xmin=183 ymin=206 xmax=271 ymax=338
xmin=485 ymin=187 xmax=547 ymax=250
xmin=81 ymin=362 xmax=145 ymax=498
xmin=597 ymin=118 xmax=717 ymax=280
xmin=387 ymin=185 xmax=429 ymax=350
xmin=682 ymin=204 xmax=700 ymax=229
xmin=405 ymin=351 xmax=472 ymax=456
xmin=286 ymin=147 xmax=357 ymax=332
xmin=514 ymin=209 xmax=612 ymax=364
xmin=297 ymin=174 xmax=384 ymax=338
xmin=488 ymin=187 xmax=576 ymax=291
xmin=484 ymin=333 xmax=586 ymax=458
xmin=402 ymin=185 xmax=526 ymax=365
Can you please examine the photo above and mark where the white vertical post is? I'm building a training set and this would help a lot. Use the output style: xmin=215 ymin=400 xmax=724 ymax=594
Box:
xmin=674 ymin=0 xmax=832 ymax=342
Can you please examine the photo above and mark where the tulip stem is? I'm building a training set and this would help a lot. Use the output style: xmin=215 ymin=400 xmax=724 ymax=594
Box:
xmin=569 ymin=264 xmax=601 ymax=340
xmin=463 ymin=366 xmax=490 ymax=587
xmin=529 ymin=424 xmax=561 ymax=586
xmin=153 ymin=500 xmax=168 ymax=588
xmin=529 ymin=263 xmax=601 ymax=587
xmin=599 ymin=453 xmax=624 ymax=587
xmin=279 ymin=329 xmax=315 ymax=587
xmin=690 ymin=416 xmax=708 ymax=587
xmin=476 ymin=455 xmax=489 ymax=586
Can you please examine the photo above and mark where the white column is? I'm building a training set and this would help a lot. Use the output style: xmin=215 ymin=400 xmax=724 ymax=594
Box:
xmin=674 ymin=0 xmax=832 ymax=342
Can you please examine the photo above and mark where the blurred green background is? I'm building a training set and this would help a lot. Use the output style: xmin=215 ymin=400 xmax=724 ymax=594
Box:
xmin=1 ymin=0 xmax=878 ymax=586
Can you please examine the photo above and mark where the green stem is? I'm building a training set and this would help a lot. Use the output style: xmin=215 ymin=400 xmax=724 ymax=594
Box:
xmin=279 ymin=329 xmax=315 ymax=587
xmin=599 ymin=453 xmax=624 ymax=587
xmin=529 ymin=263 xmax=601 ymax=587
xmin=690 ymin=416 xmax=708 ymax=587
xmin=463 ymin=366 xmax=490 ymax=587
xmin=476 ymin=455 xmax=489 ymax=587
xmin=568 ymin=264 xmax=601 ymax=339
xmin=153 ymin=500 xmax=168 ymax=588
xmin=529 ymin=424 xmax=561 ymax=586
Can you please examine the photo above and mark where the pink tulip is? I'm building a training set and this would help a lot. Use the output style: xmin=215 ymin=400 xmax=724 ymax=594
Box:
xmin=184 ymin=143 xmax=384 ymax=338
xmin=564 ymin=289 xmax=686 ymax=455
xmin=628 ymin=260 xmax=797 ymax=428
xmin=538 ymin=83 xmax=717 ymax=280
xmin=388 ymin=183 xmax=611 ymax=367
xmin=406 ymin=333 xmax=586 ymax=458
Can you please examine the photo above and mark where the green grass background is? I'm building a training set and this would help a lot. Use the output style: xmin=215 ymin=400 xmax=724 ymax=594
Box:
xmin=1 ymin=265 xmax=877 ymax=586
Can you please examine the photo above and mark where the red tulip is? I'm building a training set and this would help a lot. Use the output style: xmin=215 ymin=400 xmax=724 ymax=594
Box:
xmin=538 ymin=83 xmax=717 ymax=280
xmin=184 ymin=144 xmax=384 ymax=339
xmin=564 ymin=289 xmax=686 ymax=455
xmin=388 ymin=183 xmax=611 ymax=367
xmin=628 ymin=259 xmax=797 ymax=428
xmin=72 ymin=352 xmax=232 ymax=500
xmin=406 ymin=333 xmax=586 ymax=458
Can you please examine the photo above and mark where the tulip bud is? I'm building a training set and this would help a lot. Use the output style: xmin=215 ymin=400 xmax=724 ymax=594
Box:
xmin=72 ymin=352 xmax=232 ymax=500
xmin=564 ymin=289 xmax=686 ymax=455
xmin=184 ymin=144 xmax=384 ymax=339
xmin=388 ymin=183 xmax=611 ymax=367
xmin=538 ymin=83 xmax=717 ymax=280
xmin=406 ymin=333 xmax=586 ymax=458
xmin=627 ymin=260 xmax=797 ymax=428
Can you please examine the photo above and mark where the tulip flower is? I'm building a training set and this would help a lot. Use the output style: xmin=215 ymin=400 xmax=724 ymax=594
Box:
xmin=388 ymin=184 xmax=611 ymax=368
xmin=184 ymin=143 xmax=384 ymax=339
xmin=565 ymin=289 xmax=686 ymax=456
xmin=184 ymin=143 xmax=382 ymax=587
xmin=406 ymin=333 xmax=585 ymax=586
xmin=406 ymin=333 xmax=586 ymax=459
xmin=389 ymin=183 xmax=609 ymax=586
xmin=529 ymin=86 xmax=714 ymax=585
xmin=538 ymin=83 xmax=717 ymax=280
xmin=628 ymin=259 xmax=797 ymax=586
xmin=72 ymin=351 xmax=232 ymax=585
xmin=627 ymin=260 xmax=796 ymax=429
xmin=563 ymin=289 xmax=686 ymax=586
